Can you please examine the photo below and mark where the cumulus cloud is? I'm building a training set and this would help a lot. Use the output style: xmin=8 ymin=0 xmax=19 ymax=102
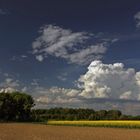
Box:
xmin=35 ymin=86 xmax=81 ymax=105
xmin=35 ymin=86 xmax=79 ymax=105
xmin=32 ymin=24 xmax=114 ymax=65
xmin=35 ymin=61 xmax=140 ymax=114
xmin=134 ymin=11 xmax=140 ymax=28
xmin=78 ymin=60 xmax=140 ymax=100
xmin=35 ymin=86 xmax=140 ymax=115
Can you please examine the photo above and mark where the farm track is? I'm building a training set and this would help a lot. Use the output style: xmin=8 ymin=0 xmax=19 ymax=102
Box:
xmin=0 ymin=123 xmax=140 ymax=140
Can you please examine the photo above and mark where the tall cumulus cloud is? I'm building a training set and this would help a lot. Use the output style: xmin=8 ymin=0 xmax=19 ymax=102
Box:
xmin=35 ymin=61 xmax=140 ymax=114
xmin=36 ymin=61 xmax=140 ymax=104
xmin=78 ymin=60 xmax=140 ymax=100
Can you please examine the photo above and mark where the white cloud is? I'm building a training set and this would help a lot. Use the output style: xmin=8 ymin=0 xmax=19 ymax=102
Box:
xmin=0 ymin=78 xmax=20 ymax=88
xmin=35 ymin=85 xmax=140 ymax=115
xmin=35 ymin=55 xmax=44 ymax=62
xmin=35 ymin=61 xmax=140 ymax=109
xmin=34 ymin=61 xmax=140 ymax=114
xmin=67 ymin=44 xmax=107 ymax=65
xmin=0 ymin=77 xmax=20 ymax=93
xmin=32 ymin=24 xmax=114 ymax=65
xmin=11 ymin=55 xmax=28 ymax=61
xmin=78 ymin=60 xmax=140 ymax=100
xmin=35 ymin=86 xmax=81 ymax=105
xmin=120 ymin=91 xmax=132 ymax=100
xmin=134 ymin=11 xmax=140 ymax=28
xmin=0 ymin=87 xmax=17 ymax=93
xmin=34 ymin=59 xmax=140 ymax=114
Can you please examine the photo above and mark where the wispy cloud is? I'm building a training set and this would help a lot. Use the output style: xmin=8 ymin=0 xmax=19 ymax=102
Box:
xmin=31 ymin=79 xmax=39 ymax=86
xmin=32 ymin=24 xmax=116 ymax=65
xmin=11 ymin=55 xmax=28 ymax=61
xmin=134 ymin=11 xmax=140 ymax=28
xmin=35 ymin=86 xmax=81 ymax=105
xmin=21 ymin=55 xmax=28 ymax=58
xmin=57 ymin=72 xmax=67 ymax=81
xmin=0 ymin=9 xmax=9 ymax=15
xmin=0 ymin=71 xmax=27 ymax=93
xmin=0 ymin=77 xmax=20 ymax=93
xmin=0 ymin=78 xmax=20 ymax=89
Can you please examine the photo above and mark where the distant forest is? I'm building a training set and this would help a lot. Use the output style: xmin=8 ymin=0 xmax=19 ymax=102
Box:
xmin=0 ymin=92 xmax=140 ymax=122
xmin=32 ymin=108 xmax=140 ymax=122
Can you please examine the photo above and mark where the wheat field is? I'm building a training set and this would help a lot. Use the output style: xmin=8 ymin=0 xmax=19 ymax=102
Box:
xmin=0 ymin=123 xmax=140 ymax=140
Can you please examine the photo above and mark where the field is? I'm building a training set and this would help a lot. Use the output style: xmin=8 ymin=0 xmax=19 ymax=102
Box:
xmin=47 ymin=120 xmax=140 ymax=128
xmin=0 ymin=123 xmax=140 ymax=140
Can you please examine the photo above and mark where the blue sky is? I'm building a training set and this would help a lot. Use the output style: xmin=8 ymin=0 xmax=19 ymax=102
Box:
xmin=1 ymin=0 xmax=140 ymax=115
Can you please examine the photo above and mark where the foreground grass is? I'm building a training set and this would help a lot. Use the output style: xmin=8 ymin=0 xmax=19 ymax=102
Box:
xmin=47 ymin=120 xmax=140 ymax=128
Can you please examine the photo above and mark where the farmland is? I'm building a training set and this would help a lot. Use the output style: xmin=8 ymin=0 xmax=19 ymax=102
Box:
xmin=47 ymin=120 xmax=140 ymax=128
xmin=0 ymin=123 xmax=140 ymax=140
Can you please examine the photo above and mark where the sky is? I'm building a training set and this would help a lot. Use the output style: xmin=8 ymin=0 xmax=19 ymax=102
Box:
xmin=1 ymin=0 xmax=140 ymax=115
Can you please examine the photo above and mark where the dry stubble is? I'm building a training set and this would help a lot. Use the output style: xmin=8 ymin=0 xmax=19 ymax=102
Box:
xmin=0 ymin=123 xmax=140 ymax=140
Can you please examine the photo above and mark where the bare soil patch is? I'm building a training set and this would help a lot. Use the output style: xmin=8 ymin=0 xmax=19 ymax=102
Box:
xmin=0 ymin=123 xmax=140 ymax=140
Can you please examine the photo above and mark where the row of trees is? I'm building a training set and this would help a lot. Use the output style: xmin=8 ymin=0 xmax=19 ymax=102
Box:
xmin=32 ymin=108 xmax=140 ymax=121
xmin=0 ymin=92 xmax=140 ymax=122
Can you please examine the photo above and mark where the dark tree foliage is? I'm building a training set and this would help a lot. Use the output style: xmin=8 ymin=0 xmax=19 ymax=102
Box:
xmin=0 ymin=92 xmax=34 ymax=121
xmin=31 ymin=108 xmax=129 ymax=122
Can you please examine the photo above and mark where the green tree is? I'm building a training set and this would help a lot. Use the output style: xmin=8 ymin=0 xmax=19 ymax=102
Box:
xmin=107 ymin=110 xmax=122 ymax=120
xmin=96 ymin=110 xmax=107 ymax=120
xmin=0 ymin=92 xmax=34 ymax=121
xmin=0 ymin=93 xmax=15 ymax=120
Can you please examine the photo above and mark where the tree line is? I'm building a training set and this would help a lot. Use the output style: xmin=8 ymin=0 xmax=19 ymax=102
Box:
xmin=0 ymin=92 xmax=140 ymax=122
xmin=32 ymin=108 xmax=140 ymax=121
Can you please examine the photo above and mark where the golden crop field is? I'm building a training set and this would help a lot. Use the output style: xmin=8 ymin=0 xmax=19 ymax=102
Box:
xmin=0 ymin=123 xmax=140 ymax=140
xmin=47 ymin=120 xmax=140 ymax=128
